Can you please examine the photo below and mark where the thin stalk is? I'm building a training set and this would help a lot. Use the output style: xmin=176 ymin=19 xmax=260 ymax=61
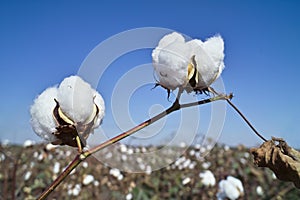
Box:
xmin=37 ymin=154 xmax=82 ymax=200
xmin=209 ymin=87 xmax=267 ymax=142
xmin=180 ymin=94 xmax=229 ymax=109
xmin=226 ymin=99 xmax=267 ymax=142
xmin=37 ymin=93 xmax=229 ymax=200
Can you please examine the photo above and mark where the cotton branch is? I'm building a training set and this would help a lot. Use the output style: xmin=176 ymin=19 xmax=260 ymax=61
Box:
xmin=37 ymin=92 xmax=231 ymax=200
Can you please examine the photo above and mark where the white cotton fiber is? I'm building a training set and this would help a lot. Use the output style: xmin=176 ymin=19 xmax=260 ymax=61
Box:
xmin=57 ymin=76 xmax=95 ymax=124
xmin=199 ymin=170 xmax=216 ymax=187
xmin=152 ymin=32 xmax=225 ymax=92
xmin=152 ymin=32 xmax=191 ymax=90
xmin=202 ymin=35 xmax=225 ymax=78
xmin=30 ymin=87 xmax=58 ymax=142
xmin=226 ymin=176 xmax=244 ymax=194
xmin=187 ymin=39 xmax=217 ymax=87
xmin=217 ymin=176 xmax=244 ymax=200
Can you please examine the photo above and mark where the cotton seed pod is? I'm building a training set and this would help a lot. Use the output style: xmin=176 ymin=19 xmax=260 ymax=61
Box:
xmin=152 ymin=32 xmax=225 ymax=94
xmin=30 ymin=75 xmax=105 ymax=149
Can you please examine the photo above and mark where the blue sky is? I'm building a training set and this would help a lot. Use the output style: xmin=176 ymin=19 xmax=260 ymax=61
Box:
xmin=1 ymin=1 xmax=300 ymax=148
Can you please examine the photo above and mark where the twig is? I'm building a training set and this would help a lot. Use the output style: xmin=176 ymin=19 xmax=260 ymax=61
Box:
xmin=209 ymin=87 xmax=267 ymax=142
xmin=37 ymin=93 xmax=230 ymax=200
xmin=226 ymin=99 xmax=267 ymax=142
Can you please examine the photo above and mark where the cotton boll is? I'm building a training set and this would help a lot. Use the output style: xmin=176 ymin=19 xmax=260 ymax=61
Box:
xmin=23 ymin=140 xmax=35 ymax=148
xmin=152 ymin=32 xmax=225 ymax=93
xmin=72 ymin=184 xmax=81 ymax=196
xmin=30 ymin=87 xmax=58 ymax=142
xmin=53 ymin=162 xmax=60 ymax=174
xmin=57 ymin=76 xmax=94 ymax=123
xmin=217 ymin=176 xmax=244 ymax=200
xmin=24 ymin=171 xmax=32 ymax=181
xmin=45 ymin=143 xmax=57 ymax=151
xmin=30 ymin=75 xmax=105 ymax=149
xmin=182 ymin=177 xmax=191 ymax=185
xmin=256 ymin=186 xmax=264 ymax=196
xmin=109 ymin=168 xmax=121 ymax=177
xmin=226 ymin=176 xmax=244 ymax=195
xmin=82 ymin=174 xmax=94 ymax=185
xmin=199 ymin=170 xmax=216 ymax=187
xmin=126 ymin=193 xmax=133 ymax=200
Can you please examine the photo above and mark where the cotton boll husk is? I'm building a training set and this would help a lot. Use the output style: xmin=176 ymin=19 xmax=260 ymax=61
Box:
xmin=30 ymin=87 xmax=58 ymax=142
xmin=91 ymin=89 xmax=105 ymax=128
xmin=57 ymin=76 xmax=94 ymax=124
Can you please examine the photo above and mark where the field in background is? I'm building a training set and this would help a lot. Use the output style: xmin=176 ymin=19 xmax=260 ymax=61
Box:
xmin=1 ymin=143 xmax=299 ymax=200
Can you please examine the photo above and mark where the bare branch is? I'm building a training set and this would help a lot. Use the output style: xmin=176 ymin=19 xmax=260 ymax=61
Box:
xmin=37 ymin=93 xmax=229 ymax=199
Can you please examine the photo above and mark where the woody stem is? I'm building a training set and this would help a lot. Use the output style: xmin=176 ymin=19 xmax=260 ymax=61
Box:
xmin=37 ymin=93 xmax=229 ymax=200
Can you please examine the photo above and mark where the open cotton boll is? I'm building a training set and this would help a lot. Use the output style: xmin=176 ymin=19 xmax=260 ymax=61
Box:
xmin=199 ymin=170 xmax=216 ymax=187
xmin=57 ymin=76 xmax=95 ymax=124
xmin=30 ymin=75 xmax=105 ymax=150
xmin=30 ymin=87 xmax=58 ymax=142
xmin=152 ymin=32 xmax=225 ymax=94
xmin=217 ymin=176 xmax=244 ymax=200
xmin=226 ymin=176 xmax=244 ymax=194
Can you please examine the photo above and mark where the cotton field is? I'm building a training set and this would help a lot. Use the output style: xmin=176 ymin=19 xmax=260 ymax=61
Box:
xmin=0 ymin=142 xmax=299 ymax=199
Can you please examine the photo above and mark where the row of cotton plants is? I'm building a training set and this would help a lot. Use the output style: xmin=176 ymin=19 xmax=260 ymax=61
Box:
xmin=2 ymin=141 xmax=298 ymax=199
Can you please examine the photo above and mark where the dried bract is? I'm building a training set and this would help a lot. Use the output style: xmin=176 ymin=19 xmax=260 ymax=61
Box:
xmin=250 ymin=137 xmax=300 ymax=188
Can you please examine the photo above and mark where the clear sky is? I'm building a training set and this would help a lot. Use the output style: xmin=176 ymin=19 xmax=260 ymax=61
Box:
xmin=1 ymin=1 xmax=300 ymax=148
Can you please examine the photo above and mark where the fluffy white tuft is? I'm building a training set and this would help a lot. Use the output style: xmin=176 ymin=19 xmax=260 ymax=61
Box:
xmin=57 ymin=76 xmax=95 ymax=123
xmin=226 ymin=176 xmax=244 ymax=194
xmin=199 ymin=170 xmax=216 ymax=187
xmin=152 ymin=32 xmax=191 ymax=90
xmin=202 ymin=35 xmax=225 ymax=80
xmin=30 ymin=75 xmax=105 ymax=142
xmin=30 ymin=87 xmax=58 ymax=142
xmin=152 ymin=32 xmax=225 ymax=91
xmin=217 ymin=176 xmax=244 ymax=200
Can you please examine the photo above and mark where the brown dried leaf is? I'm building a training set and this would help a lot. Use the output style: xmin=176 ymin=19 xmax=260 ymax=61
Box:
xmin=250 ymin=137 xmax=300 ymax=189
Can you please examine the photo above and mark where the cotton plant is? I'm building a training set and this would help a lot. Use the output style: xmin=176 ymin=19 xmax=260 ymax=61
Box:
xmin=30 ymin=32 xmax=265 ymax=200
xmin=30 ymin=75 xmax=105 ymax=152
xmin=152 ymin=32 xmax=224 ymax=97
